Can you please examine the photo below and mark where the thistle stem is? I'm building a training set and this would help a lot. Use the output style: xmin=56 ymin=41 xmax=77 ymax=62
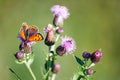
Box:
xmin=24 ymin=62 xmax=36 ymax=80
xmin=51 ymin=74 xmax=56 ymax=80
xmin=55 ymin=34 xmax=60 ymax=42
xmin=46 ymin=34 xmax=60 ymax=80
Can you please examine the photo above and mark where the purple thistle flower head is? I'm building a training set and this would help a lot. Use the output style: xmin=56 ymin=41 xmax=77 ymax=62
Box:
xmin=51 ymin=5 xmax=70 ymax=19
xmin=61 ymin=36 xmax=76 ymax=53
xmin=90 ymin=50 xmax=102 ymax=63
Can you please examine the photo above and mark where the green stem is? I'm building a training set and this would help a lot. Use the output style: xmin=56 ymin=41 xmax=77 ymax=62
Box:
xmin=77 ymin=75 xmax=83 ymax=80
xmin=24 ymin=61 xmax=36 ymax=80
xmin=88 ymin=63 xmax=95 ymax=68
xmin=51 ymin=74 xmax=56 ymax=80
xmin=45 ymin=68 xmax=51 ymax=80
xmin=55 ymin=34 xmax=60 ymax=42
xmin=45 ymin=34 xmax=60 ymax=80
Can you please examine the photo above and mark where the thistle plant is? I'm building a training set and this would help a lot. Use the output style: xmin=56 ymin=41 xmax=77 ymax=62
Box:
xmin=11 ymin=5 xmax=102 ymax=80
xmin=72 ymin=50 xmax=102 ymax=80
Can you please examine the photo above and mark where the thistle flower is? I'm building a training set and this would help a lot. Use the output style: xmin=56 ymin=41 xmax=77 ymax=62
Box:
xmin=44 ymin=24 xmax=55 ymax=46
xmin=61 ymin=36 xmax=76 ymax=53
xmin=56 ymin=36 xmax=76 ymax=54
xmin=90 ymin=50 xmax=102 ymax=63
xmin=51 ymin=5 xmax=70 ymax=26
xmin=51 ymin=5 xmax=70 ymax=19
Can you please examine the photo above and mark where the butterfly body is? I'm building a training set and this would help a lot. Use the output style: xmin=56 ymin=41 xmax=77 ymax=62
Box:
xmin=19 ymin=23 xmax=44 ymax=43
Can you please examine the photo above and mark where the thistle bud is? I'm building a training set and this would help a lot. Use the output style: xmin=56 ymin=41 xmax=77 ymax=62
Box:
xmin=15 ymin=51 xmax=24 ymax=59
xmin=86 ymin=68 xmax=94 ymax=75
xmin=82 ymin=51 xmax=91 ymax=59
xmin=52 ymin=63 xmax=61 ymax=73
xmin=56 ymin=45 xmax=66 ymax=56
xmin=90 ymin=50 xmax=102 ymax=63
xmin=56 ymin=27 xmax=64 ymax=34
xmin=44 ymin=24 xmax=55 ymax=46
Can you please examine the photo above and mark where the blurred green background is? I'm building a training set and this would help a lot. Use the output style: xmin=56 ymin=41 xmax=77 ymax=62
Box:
xmin=0 ymin=0 xmax=120 ymax=80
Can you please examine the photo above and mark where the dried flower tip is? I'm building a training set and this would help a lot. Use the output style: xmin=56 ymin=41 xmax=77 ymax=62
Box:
xmin=61 ymin=36 xmax=76 ymax=54
xmin=52 ymin=63 xmax=61 ymax=73
xmin=56 ymin=45 xmax=66 ymax=56
xmin=15 ymin=51 xmax=24 ymax=59
xmin=44 ymin=24 xmax=54 ymax=33
xmin=82 ymin=51 xmax=91 ymax=59
xmin=56 ymin=27 xmax=64 ymax=34
xmin=90 ymin=50 xmax=102 ymax=63
xmin=86 ymin=68 xmax=94 ymax=75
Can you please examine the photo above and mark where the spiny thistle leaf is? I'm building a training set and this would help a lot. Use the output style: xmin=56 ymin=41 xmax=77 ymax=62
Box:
xmin=75 ymin=56 xmax=84 ymax=66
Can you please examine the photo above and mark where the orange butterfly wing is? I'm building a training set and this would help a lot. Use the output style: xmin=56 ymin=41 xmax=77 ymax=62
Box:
xmin=19 ymin=29 xmax=26 ymax=41
xmin=28 ymin=33 xmax=44 ymax=42
xmin=27 ymin=26 xmax=38 ymax=37
xmin=19 ymin=23 xmax=29 ymax=41
xmin=29 ymin=26 xmax=38 ymax=32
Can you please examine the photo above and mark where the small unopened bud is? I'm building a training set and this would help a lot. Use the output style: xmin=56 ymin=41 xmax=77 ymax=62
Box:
xmin=52 ymin=63 xmax=61 ymax=73
xmin=90 ymin=50 xmax=102 ymax=63
xmin=56 ymin=46 xmax=66 ymax=56
xmin=86 ymin=68 xmax=94 ymax=75
xmin=82 ymin=51 xmax=91 ymax=59
xmin=53 ymin=15 xmax=64 ymax=27
xmin=15 ymin=51 xmax=24 ymax=59
xmin=56 ymin=27 xmax=64 ymax=34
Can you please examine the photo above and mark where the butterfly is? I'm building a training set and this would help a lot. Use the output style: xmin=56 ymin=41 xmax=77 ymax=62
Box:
xmin=18 ymin=23 xmax=44 ymax=43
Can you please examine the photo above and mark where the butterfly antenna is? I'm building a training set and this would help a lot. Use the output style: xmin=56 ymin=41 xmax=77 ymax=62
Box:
xmin=9 ymin=68 xmax=22 ymax=80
